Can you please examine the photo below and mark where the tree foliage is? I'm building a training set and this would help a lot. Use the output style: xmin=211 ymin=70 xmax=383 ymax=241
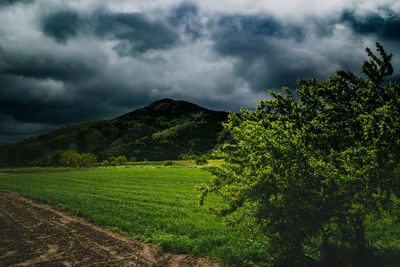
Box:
xmin=195 ymin=155 xmax=208 ymax=165
xmin=108 ymin=155 xmax=128 ymax=166
xmin=201 ymin=43 xmax=400 ymax=264
xmin=58 ymin=150 xmax=97 ymax=168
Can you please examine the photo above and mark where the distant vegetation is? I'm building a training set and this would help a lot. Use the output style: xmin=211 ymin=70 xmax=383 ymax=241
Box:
xmin=202 ymin=43 xmax=400 ymax=265
xmin=195 ymin=155 xmax=208 ymax=165
xmin=104 ymin=155 xmax=128 ymax=166
xmin=0 ymin=99 xmax=228 ymax=167
xmin=31 ymin=149 xmax=135 ymax=168
xmin=36 ymin=150 xmax=97 ymax=168
xmin=163 ymin=160 xmax=174 ymax=166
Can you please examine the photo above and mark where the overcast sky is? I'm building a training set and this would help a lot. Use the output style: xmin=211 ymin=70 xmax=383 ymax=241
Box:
xmin=1 ymin=0 xmax=400 ymax=144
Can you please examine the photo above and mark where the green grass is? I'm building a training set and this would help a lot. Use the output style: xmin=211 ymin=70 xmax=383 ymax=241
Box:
xmin=0 ymin=164 xmax=268 ymax=266
xmin=1 ymin=164 xmax=400 ymax=266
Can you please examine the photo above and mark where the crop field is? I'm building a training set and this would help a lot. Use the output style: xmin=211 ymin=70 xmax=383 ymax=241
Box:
xmin=1 ymin=162 xmax=400 ymax=266
xmin=0 ymin=163 xmax=268 ymax=266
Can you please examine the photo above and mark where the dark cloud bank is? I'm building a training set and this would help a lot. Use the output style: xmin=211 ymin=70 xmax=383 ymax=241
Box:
xmin=0 ymin=1 xmax=399 ymax=144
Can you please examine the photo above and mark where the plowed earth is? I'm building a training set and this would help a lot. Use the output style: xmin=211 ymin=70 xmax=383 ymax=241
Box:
xmin=0 ymin=192 xmax=216 ymax=266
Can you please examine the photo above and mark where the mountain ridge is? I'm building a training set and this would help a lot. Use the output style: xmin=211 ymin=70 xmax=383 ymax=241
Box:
xmin=116 ymin=98 xmax=208 ymax=120
xmin=0 ymin=99 xmax=229 ymax=166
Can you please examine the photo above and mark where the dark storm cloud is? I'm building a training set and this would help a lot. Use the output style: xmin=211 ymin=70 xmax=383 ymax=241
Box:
xmin=0 ymin=0 xmax=33 ymax=6
xmin=340 ymin=8 xmax=400 ymax=41
xmin=167 ymin=2 xmax=203 ymax=40
xmin=1 ymin=98 xmax=71 ymax=124
xmin=42 ymin=10 xmax=80 ymax=43
xmin=0 ymin=75 xmax=80 ymax=124
xmin=1 ymin=50 xmax=98 ymax=81
xmin=207 ymin=9 xmax=400 ymax=92
xmin=0 ymin=78 xmax=150 ymax=146
xmin=0 ymin=68 xmax=150 ymax=125
xmin=94 ymin=12 xmax=179 ymax=55
xmin=0 ymin=43 xmax=128 ymax=127
xmin=208 ymin=14 xmax=316 ymax=90
xmin=0 ymin=113 xmax=59 ymax=145
xmin=40 ymin=9 xmax=180 ymax=55
xmin=210 ymin=14 xmax=305 ymax=55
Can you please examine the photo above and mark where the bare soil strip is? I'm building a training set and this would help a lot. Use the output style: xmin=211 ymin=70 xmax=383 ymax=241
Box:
xmin=0 ymin=192 xmax=216 ymax=266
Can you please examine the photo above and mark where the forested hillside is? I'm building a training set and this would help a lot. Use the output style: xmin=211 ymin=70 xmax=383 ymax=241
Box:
xmin=0 ymin=99 xmax=229 ymax=166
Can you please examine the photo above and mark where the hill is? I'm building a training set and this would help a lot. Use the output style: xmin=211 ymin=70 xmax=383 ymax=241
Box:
xmin=0 ymin=99 xmax=229 ymax=166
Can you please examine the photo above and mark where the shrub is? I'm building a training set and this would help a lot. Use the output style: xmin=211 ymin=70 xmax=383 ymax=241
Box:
xmin=58 ymin=150 xmax=96 ymax=168
xmin=80 ymin=153 xmax=97 ymax=167
xmin=179 ymin=153 xmax=196 ymax=160
xmin=195 ymin=156 xmax=208 ymax=165
xmin=101 ymin=160 xmax=110 ymax=166
xmin=59 ymin=150 xmax=81 ymax=168
xmin=109 ymin=155 xmax=128 ymax=166
xmin=38 ymin=150 xmax=63 ymax=166
xmin=115 ymin=155 xmax=128 ymax=165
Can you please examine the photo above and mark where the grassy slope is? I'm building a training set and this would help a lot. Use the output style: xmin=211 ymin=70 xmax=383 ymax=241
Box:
xmin=0 ymin=164 xmax=268 ymax=266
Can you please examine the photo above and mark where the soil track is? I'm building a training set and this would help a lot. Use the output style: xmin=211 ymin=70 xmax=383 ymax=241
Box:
xmin=0 ymin=192 xmax=216 ymax=266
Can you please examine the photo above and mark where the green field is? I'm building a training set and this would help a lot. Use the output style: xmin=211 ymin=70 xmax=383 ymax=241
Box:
xmin=1 ymin=163 xmax=400 ymax=266
xmin=0 ymin=163 xmax=268 ymax=266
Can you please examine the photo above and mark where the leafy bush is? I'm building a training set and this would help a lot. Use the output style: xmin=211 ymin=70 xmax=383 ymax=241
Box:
xmin=164 ymin=160 xmax=174 ymax=166
xmin=115 ymin=155 xmax=128 ymax=165
xmin=108 ymin=155 xmax=128 ymax=166
xmin=101 ymin=160 xmax=110 ymax=166
xmin=179 ymin=153 xmax=196 ymax=160
xmin=195 ymin=156 xmax=208 ymax=165
xmin=37 ymin=150 xmax=64 ymax=166
xmin=80 ymin=153 xmax=97 ymax=167
xmin=58 ymin=150 xmax=96 ymax=168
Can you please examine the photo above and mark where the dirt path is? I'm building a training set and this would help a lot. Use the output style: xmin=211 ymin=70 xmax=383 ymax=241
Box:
xmin=0 ymin=192 xmax=217 ymax=266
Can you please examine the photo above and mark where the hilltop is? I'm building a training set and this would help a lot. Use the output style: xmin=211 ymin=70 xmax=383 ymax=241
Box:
xmin=0 ymin=99 xmax=229 ymax=166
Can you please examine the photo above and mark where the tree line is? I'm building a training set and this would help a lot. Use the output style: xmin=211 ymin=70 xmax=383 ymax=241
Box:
xmin=37 ymin=150 xmax=132 ymax=168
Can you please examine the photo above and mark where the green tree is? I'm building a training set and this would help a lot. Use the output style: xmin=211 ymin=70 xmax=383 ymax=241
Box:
xmin=38 ymin=150 xmax=63 ymax=166
xmin=108 ymin=156 xmax=116 ymax=166
xmin=114 ymin=155 xmax=128 ymax=165
xmin=59 ymin=150 xmax=96 ymax=168
xmin=101 ymin=159 xmax=110 ymax=166
xmin=80 ymin=152 xmax=97 ymax=167
xmin=59 ymin=150 xmax=81 ymax=168
xmin=195 ymin=155 xmax=208 ymax=165
xmin=201 ymin=43 xmax=400 ymax=264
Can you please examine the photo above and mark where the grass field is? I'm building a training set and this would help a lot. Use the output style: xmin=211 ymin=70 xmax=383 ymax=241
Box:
xmin=1 ymin=162 xmax=400 ymax=266
xmin=0 ymin=162 xmax=268 ymax=266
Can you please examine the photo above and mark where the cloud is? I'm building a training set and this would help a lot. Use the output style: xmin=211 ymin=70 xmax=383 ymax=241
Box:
xmin=1 ymin=46 xmax=99 ymax=82
xmin=167 ymin=1 xmax=203 ymax=40
xmin=41 ymin=10 xmax=80 ymax=43
xmin=0 ymin=0 xmax=33 ymax=6
xmin=340 ymin=7 xmax=400 ymax=41
xmin=207 ymin=14 xmax=332 ymax=90
xmin=94 ymin=11 xmax=179 ymax=55
xmin=0 ymin=114 xmax=60 ymax=145
xmin=40 ymin=8 xmax=180 ymax=55
xmin=207 ymin=5 xmax=400 ymax=91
